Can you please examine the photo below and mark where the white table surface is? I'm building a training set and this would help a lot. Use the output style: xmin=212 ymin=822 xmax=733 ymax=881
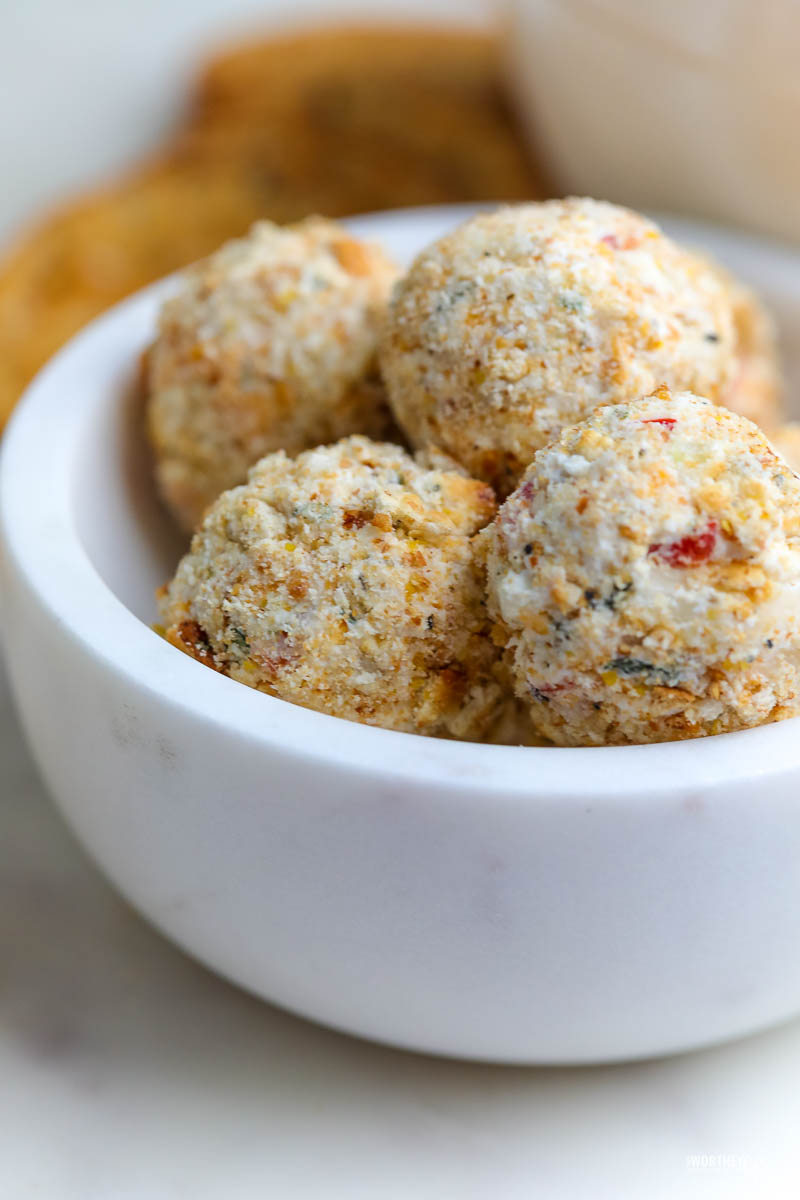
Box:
xmin=3 ymin=2 xmax=800 ymax=1196
xmin=4 ymin=654 xmax=800 ymax=1199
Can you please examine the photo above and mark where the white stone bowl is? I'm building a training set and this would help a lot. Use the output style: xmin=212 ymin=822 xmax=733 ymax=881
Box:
xmin=3 ymin=205 xmax=800 ymax=1064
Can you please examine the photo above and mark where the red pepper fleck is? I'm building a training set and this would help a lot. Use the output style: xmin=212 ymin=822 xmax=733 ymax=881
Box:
xmin=649 ymin=521 xmax=718 ymax=566
xmin=531 ymin=681 xmax=572 ymax=703
xmin=517 ymin=480 xmax=536 ymax=503
xmin=601 ymin=232 xmax=641 ymax=250
xmin=642 ymin=417 xmax=676 ymax=430
xmin=256 ymin=632 xmax=298 ymax=674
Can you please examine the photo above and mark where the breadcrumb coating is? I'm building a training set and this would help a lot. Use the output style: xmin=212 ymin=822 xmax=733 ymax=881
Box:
xmin=159 ymin=436 xmax=504 ymax=738
xmin=485 ymin=389 xmax=800 ymax=745
xmin=380 ymin=199 xmax=737 ymax=495
xmin=147 ymin=217 xmax=399 ymax=529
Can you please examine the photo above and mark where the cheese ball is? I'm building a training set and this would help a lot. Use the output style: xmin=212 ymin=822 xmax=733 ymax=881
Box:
xmin=147 ymin=217 xmax=399 ymax=529
xmin=485 ymin=389 xmax=800 ymax=746
xmin=717 ymin=269 xmax=783 ymax=431
xmin=158 ymin=436 xmax=504 ymax=738
xmin=380 ymin=198 xmax=737 ymax=495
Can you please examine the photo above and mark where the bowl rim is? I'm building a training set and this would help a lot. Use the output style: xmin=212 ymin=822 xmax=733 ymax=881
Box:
xmin=4 ymin=201 xmax=800 ymax=801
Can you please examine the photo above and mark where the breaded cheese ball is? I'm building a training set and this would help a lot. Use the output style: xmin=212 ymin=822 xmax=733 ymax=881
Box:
xmin=158 ymin=436 xmax=503 ymax=738
xmin=485 ymin=388 xmax=800 ymax=746
xmin=380 ymin=199 xmax=737 ymax=495
xmin=147 ymin=217 xmax=399 ymax=529
xmin=717 ymin=269 xmax=783 ymax=430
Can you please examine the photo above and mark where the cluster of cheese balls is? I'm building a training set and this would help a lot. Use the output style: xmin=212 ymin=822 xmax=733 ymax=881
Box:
xmin=151 ymin=200 xmax=800 ymax=745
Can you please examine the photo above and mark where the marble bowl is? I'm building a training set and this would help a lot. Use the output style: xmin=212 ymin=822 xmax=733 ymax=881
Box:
xmin=3 ymin=205 xmax=800 ymax=1064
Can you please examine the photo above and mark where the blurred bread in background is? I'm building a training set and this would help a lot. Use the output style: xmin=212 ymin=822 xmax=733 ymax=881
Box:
xmin=0 ymin=27 xmax=544 ymax=427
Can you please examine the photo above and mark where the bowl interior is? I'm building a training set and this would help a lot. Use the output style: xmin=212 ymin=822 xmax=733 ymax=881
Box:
xmin=7 ymin=203 xmax=800 ymax=795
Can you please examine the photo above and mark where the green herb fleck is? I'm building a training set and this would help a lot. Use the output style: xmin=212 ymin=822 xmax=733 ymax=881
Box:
xmin=605 ymin=657 xmax=681 ymax=685
xmin=231 ymin=627 xmax=250 ymax=654
xmin=603 ymin=581 xmax=633 ymax=611
xmin=559 ymin=294 xmax=584 ymax=314
xmin=607 ymin=657 xmax=657 ymax=676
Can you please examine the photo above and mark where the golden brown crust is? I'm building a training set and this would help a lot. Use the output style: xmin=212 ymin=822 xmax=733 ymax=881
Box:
xmin=145 ymin=217 xmax=399 ymax=529
xmin=159 ymin=436 xmax=504 ymax=738
xmin=486 ymin=390 xmax=800 ymax=745
xmin=381 ymin=200 xmax=737 ymax=496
